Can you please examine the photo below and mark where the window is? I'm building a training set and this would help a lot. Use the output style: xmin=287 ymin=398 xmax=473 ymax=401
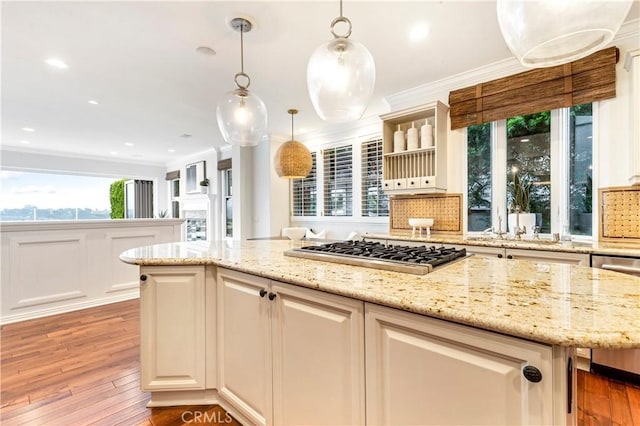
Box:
xmin=291 ymin=153 xmax=317 ymax=216
xmin=466 ymin=104 xmax=593 ymax=237
xmin=507 ymin=112 xmax=551 ymax=233
xmin=0 ymin=171 xmax=118 ymax=221
xmin=568 ymin=104 xmax=593 ymax=236
xmin=361 ymin=138 xmax=388 ymax=217
xmin=224 ymin=169 xmax=232 ymax=238
xmin=467 ymin=123 xmax=492 ymax=232
xmin=323 ymin=145 xmax=353 ymax=217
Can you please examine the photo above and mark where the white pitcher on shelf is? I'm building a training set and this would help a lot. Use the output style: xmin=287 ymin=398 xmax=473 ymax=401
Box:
xmin=394 ymin=125 xmax=405 ymax=152
xmin=421 ymin=118 xmax=434 ymax=148
xmin=407 ymin=122 xmax=419 ymax=150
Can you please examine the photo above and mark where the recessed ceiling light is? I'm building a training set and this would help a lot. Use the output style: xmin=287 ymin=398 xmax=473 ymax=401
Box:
xmin=196 ymin=46 xmax=216 ymax=56
xmin=124 ymin=142 xmax=134 ymax=147
xmin=408 ymin=22 xmax=429 ymax=42
xmin=20 ymin=140 xmax=31 ymax=144
xmin=22 ymin=127 xmax=35 ymax=132
xmin=45 ymin=58 xmax=68 ymax=69
xmin=168 ymin=149 xmax=176 ymax=153
xmin=88 ymin=100 xmax=99 ymax=105
xmin=110 ymin=151 xmax=118 ymax=155
xmin=180 ymin=134 xmax=192 ymax=138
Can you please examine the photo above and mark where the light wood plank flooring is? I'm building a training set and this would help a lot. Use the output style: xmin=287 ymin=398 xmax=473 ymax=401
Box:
xmin=2 ymin=299 xmax=639 ymax=425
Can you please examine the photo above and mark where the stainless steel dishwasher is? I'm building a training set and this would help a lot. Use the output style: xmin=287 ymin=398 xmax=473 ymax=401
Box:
xmin=590 ymin=254 xmax=640 ymax=384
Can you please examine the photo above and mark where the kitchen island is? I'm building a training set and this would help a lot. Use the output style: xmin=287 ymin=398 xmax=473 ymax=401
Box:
xmin=121 ymin=240 xmax=640 ymax=426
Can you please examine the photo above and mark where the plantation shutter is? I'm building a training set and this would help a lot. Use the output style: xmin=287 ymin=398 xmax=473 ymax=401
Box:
xmin=449 ymin=46 xmax=619 ymax=130
xmin=361 ymin=138 xmax=389 ymax=217
xmin=323 ymin=145 xmax=353 ymax=217
xmin=291 ymin=153 xmax=317 ymax=216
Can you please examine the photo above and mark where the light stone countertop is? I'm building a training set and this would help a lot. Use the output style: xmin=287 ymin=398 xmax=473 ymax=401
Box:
xmin=365 ymin=232 xmax=640 ymax=257
xmin=120 ymin=240 xmax=640 ymax=349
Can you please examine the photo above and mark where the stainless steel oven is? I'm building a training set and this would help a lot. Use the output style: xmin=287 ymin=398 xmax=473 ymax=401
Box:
xmin=590 ymin=255 xmax=640 ymax=384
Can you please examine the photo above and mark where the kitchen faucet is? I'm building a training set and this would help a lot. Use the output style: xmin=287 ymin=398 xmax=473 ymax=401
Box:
xmin=513 ymin=206 xmax=526 ymax=240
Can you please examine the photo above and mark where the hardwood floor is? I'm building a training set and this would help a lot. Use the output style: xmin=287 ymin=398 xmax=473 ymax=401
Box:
xmin=2 ymin=300 xmax=639 ymax=425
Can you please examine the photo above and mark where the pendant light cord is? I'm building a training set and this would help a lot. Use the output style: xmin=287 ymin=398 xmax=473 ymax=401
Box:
xmin=240 ymin=26 xmax=244 ymax=74
xmin=339 ymin=0 xmax=343 ymax=18
xmin=291 ymin=113 xmax=294 ymax=140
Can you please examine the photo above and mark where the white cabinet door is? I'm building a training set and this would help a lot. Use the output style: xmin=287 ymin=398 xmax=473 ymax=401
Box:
xmin=140 ymin=266 xmax=205 ymax=391
xmin=505 ymin=248 xmax=589 ymax=265
xmin=365 ymin=303 xmax=555 ymax=426
xmin=217 ymin=268 xmax=272 ymax=426
xmin=271 ymin=282 xmax=365 ymax=426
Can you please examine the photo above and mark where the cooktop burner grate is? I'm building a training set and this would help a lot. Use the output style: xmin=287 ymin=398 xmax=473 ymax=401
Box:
xmin=284 ymin=240 xmax=468 ymax=275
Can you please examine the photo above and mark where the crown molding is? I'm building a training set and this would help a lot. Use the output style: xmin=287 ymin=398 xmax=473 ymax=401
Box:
xmin=614 ymin=18 xmax=640 ymax=42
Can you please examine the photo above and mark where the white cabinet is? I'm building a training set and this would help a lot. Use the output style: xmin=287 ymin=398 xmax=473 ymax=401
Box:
xmin=453 ymin=244 xmax=589 ymax=265
xmin=365 ymin=303 xmax=574 ymax=426
xmin=217 ymin=268 xmax=365 ymax=426
xmin=381 ymin=101 xmax=448 ymax=194
xmin=503 ymin=248 xmax=589 ymax=265
xmin=139 ymin=266 xmax=206 ymax=391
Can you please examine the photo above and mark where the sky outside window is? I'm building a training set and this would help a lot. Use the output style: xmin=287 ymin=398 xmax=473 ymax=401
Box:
xmin=1 ymin=171 xmax=118 ymax=220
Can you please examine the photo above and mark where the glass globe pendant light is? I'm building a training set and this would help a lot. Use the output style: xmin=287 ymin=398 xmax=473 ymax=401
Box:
xmin=216 ymin=17 xmax=268 ymax=147
xmin=497 ymin=0 xmax=633 ymax=68
xmin=274 ymin=109 xmax=312 ymax=179
xmin=307 ymin=0 xmax=375 ymax=122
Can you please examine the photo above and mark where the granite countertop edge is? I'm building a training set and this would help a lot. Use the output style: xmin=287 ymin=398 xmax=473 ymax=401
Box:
xmin=120 ymin=241 xmax=640 ymax=350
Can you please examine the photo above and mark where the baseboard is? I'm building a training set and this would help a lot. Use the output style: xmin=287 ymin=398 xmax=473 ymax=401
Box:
xmin=147 ymin=390 xmax=253 ymax=425
xmin=0 ymin=291 xmax=140 ymax=325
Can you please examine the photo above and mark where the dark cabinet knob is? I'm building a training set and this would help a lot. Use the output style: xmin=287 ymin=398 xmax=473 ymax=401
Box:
xmin=259 ymin=289 xmax=268 ymax=298
xmin=522 ymin=365 xmax=542 ymax=383
xmin=425 ymin=180 xmax=430 ymax=184
xmin=497 ymin=254 xmax=503 ymax=259
xmin=410 ymin=181 xmax=415 ymax=185
xmin=140 ymin=274 xmax=147 ymax=281
xmin=397 ymin=182 xmax=401 ymax=186
xmin=268 ymin=292 xmax=277 ymax=301
xmin=507 ymin=254 xmax=513 ymax=259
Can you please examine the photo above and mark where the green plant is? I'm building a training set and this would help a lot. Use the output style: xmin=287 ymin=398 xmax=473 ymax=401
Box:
xmin=158 ymin=209 xmax=168 ymax=218
xmin=508 ymin=172 xmax=532 ymax=213
xmin=199 ymin=178 xmax=209 ymax=187
xmin=109 ymin=179 xmax=126 ymax=219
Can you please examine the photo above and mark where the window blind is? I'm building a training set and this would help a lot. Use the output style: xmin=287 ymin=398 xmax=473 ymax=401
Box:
xmin=323 ymin=145 xmax=353 ymax=217
xmin=291 ymin=152 xmax=317 ymax=216
xmin=361 ymin=138 xmax=389 ymax=217
xmin=449 ymin=46 xmax=619 ymax=130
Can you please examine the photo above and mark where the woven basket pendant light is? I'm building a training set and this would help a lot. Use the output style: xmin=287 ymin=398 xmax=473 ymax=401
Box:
xmin=274 ymin=109 xmax=312 ymax=179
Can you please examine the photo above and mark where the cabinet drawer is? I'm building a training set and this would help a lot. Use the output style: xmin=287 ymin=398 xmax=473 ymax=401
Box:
xmin=382 ymin=180 xmax=394 ymax=191
xmin=393 ymin=179 xmax=407 ymax=190
xmin=406 ymin=178 xmax=420 ymax=189
xmin=419 ymin=176 xmax=436 ymax=189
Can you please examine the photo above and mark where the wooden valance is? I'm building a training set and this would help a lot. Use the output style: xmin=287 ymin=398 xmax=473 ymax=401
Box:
xmin=217 ymin=158 xmax=232 ymax=170
xmin=165 ymin=170 xmax=180 ymax=180
xmin=449 ymin=47 xmax=619 ymax=130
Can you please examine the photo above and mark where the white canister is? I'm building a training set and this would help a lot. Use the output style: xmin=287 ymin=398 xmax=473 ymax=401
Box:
xmin=407 ymin=122 xmax=419 ymax=150
xmin=421 ymin=119 xmax=434 ymax=148
xmin=393 ymin=125 xmax=405 ymax=152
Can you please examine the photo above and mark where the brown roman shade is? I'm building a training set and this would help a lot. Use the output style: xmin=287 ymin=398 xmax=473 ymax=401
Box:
xmin=217 ymin=158 xmax=232 ymax=170
xmin=165 ymin=170 xmax=180 ymax=180
xmin=449 ymin=46 xmax=619 ymax=130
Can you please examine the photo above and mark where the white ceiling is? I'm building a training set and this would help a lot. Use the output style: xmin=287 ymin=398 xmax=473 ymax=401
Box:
xmin=2 ymin=1 xmax=639 ymax=165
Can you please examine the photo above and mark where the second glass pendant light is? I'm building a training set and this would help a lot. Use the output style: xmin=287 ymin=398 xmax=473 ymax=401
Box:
xmin=307 ymin=0 xmax=375 ymax=122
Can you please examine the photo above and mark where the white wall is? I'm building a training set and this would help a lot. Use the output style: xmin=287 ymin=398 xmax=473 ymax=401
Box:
xmin=1 ymin=148 xmax=169 ymax=214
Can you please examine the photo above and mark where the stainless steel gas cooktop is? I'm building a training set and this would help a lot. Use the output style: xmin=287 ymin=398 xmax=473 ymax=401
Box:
xmin=284 ymin=240 xmax=468 ymax=275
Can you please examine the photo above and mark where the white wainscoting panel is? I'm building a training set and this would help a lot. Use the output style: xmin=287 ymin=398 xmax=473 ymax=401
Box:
xmin=1 ymin=219 xmax=184 ymax=324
